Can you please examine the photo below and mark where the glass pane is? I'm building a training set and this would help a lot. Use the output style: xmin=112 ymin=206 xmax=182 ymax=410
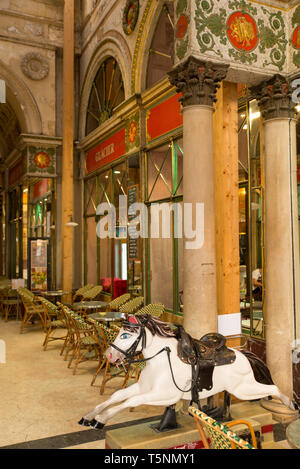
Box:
xmin=99 ymin=236 xmax=112 ymax=294
xmin=86 ymin=216 xmax=97 ymax=285
xmin=238 ymin=107 xmax=248 ymax=181
xmin=174 ymin=139 xmax=183 ymax=196
xmin=84 ymin=178 xmax=97 ymax=216
xmin=98 ymin=170 xmax=112 ymax=206
xmin=22 ymin=188 xmax=28 ymax=280
xmin=149 ymin=201 xmax=173 ymax=310
xmin=146 ymin=2 xmax=174 ymax=89
xmin=147 ymin=143 xmax=172 ymax=201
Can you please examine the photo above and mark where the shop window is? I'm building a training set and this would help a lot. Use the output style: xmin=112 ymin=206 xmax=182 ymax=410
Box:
xmin=85 ymin=57 xmax=125 ymax=135
xmin=146 ymin=2 xmax=174 ymax=89
xmin=146 ymin=138 xmax=183 ymax=313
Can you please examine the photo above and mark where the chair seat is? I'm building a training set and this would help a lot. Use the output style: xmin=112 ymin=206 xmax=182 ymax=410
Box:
xmin=25 ymin=306 xmax=44 ymax=313
xmin=50 ymin=320 xmax=65 ymax=328
xmin=3 ymin=299 xmax=21 ymax=305
xmin=81 ymin=336 xmax=98 ymax=345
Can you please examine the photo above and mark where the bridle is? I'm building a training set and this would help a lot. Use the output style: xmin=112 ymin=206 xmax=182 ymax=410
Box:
xmin=109 ymin=315 xmax=169 ymax=369
xmin=109 ymin=315 xmax=196 ymax=396
xmin=109 ymin=316 xmax=149 ymax=364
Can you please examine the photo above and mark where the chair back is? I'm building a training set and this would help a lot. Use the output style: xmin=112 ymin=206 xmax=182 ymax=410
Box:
xmin=82 ymin=285 xmax=103 ymax=300
xmin=39 ymin=296 xmax=62 ymax=322
xmin=18 ymin=287 xmax=34 ymax=305
xmin=108 ymin=293 xmax=131 ymax=311
xmin=119 ymin=296 xmax=144 ymax=314
xmin=188 ymin=406 xmax=256 ymax=449
xmin=88 ymin=317 xmax=119 ymax=349
xmin=136 ymin=303 xmax=164 ymax=318
xmin=73 ymin=284 xmax=94 ymax=302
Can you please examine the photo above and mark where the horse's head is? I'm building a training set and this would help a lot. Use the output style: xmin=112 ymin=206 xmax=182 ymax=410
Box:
xmin=106 ymin=314 xmax=149 ymax=364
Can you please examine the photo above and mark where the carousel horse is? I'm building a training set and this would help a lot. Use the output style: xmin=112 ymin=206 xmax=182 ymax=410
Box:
xmin=79 ymin=314 xmax=297 ymax=430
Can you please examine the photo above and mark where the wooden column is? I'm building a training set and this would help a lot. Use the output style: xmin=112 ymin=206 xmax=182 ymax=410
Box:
xmin=61 ymin=0 xmax=74 ymax=298
xmin=213 ymin=82 xmax=240 ymax=343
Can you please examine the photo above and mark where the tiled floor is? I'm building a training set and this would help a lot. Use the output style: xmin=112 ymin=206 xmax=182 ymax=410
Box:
xmin=0 ymin=319 xmax=296 ymax=449
xmin=0 ymin=319 xmax=165 ymax=449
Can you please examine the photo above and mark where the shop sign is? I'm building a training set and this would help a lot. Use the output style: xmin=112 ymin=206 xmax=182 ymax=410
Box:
xmin=146 ymin=93 xmax=183 ymax=143
xmin=8 ymin=158 xmax=25 ymax=186
xmin=86 ymin=128 xmax=126 ymax=174
xmin=33 ymin=179 xmax=48 ymax=199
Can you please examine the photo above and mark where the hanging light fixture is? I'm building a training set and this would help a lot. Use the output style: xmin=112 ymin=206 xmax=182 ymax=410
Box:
xmin=65 ymin=215 xmax=78 ymax=227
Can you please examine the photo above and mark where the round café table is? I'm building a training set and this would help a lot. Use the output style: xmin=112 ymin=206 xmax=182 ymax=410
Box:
xmin=286 ymin=419 xmax=300 ymax=449
xmin=41 ymin=290 xmax=71 ymax=303
xmin=89 ymin=311 xmax=125 ymax=327
xmin=72 ymin=300 xmax=108 ymax=315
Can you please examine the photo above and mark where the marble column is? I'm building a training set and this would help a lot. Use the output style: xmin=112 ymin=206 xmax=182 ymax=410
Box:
xmin=252 ymin=75 xmax=300 ymax=399
xmin=168 ymin=57 xmax=228 ymax=338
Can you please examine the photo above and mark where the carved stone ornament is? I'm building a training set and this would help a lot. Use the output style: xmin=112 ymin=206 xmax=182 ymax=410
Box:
xmin=21 ymin=53 xmax=49 ymax=81
xmin=168 ymin=56 xmax=229 ymax=108
xmin=123 ymin=0 xmax=139 ymax=35
xmin=251 ymin=74 xmax=296 ymax=121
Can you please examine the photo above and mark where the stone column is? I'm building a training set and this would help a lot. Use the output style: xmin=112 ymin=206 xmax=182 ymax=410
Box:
xmin=168 ymin=57 xmax=228 ymax=338
xmin=252 ymin=75 xmax=300 ymax=400
xmin=61 ymin=0 xmax=74 ymax=300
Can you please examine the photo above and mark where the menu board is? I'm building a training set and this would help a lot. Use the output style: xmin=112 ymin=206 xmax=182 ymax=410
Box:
xmin=127 ymin=185 xmax=139 ymax=260
xmin=30 ymin=239 xmax=49 ymax=291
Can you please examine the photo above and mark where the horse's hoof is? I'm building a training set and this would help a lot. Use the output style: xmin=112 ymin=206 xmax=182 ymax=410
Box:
xmin=78 ymin=418 xmax=91 ymax=427
xmin=89 ymin=418 xmax=105 ymax=429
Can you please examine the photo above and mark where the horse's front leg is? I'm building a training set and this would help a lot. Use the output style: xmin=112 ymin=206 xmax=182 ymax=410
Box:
xmin=91 ymin=391 xmax=182 ymax=429
xmin=79 ymin=382 xmax=141 ymax=427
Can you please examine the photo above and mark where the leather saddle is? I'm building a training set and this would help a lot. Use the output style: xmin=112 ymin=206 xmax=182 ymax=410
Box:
xmin=176 ymin=326 xmax=236 ymax=394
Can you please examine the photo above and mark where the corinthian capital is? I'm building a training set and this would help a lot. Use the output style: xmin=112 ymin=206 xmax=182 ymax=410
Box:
xmin=168 ymin=56 xmax=229 ymax=108
xmin=251 ymin=75 xmax=296 ymax=121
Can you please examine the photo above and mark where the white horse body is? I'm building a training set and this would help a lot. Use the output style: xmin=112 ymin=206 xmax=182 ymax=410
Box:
xmin=81 ymin=318 xmax=294 ymax=428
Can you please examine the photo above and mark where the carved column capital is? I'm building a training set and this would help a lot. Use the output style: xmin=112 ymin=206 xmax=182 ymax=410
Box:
xmin=251 ymin=74 xmax=296 ymax=121
xmin=168 ymin=56 xmax=229 ymax=108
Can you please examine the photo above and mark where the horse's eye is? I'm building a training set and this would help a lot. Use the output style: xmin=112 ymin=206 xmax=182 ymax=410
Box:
xmin=121 ymin=333 xmax=131 ymax=340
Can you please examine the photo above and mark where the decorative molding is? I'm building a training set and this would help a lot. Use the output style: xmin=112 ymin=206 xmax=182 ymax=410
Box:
xmin=168 ymin=56 xmax=229 ymax=108
xmin=251 ymin=74 xmax=296 ymax=120
xmin=175 ymin=0 xmax=190 ymax=61
xmin=21 ymin=52 xmax=49 ymax=81
xmin=194 ymin=0 xmax=288 ymax=72
xmin=125 ymin=111 xmax=140 ymax=152
xmin=123 ymin=0 xmax=140 ymax=35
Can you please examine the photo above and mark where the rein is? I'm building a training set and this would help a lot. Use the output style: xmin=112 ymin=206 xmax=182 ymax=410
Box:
xmin=109 ymin=318 xmax=195 ymax=395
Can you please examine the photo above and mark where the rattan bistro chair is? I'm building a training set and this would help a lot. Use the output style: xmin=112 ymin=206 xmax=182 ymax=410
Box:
xmin=81 ymin=285 xmax=103 ymax=301
xmin=18 ymin=288 xmax=46 ymax=333
xmin=188 ymin=406 xmax=257 ymax=449
xmin=1 ymin=288 xmax=22 ymax=322
xmin=72 ymin=284 xmax=94 ymax=304
xmin=135 ymin=303 xmax=164 ymax=318
xmin=60 ymin=305 xmax=101 ymax=375
xmin=107 ymin=293 xmax=131 ymax=311
xmin=39 ymin=297 xmax=67 ymax=351
xmin=119 ymin=296 xmax=144 ymax=314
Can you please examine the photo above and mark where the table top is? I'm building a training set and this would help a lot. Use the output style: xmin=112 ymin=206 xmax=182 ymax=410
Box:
xmin=73 ymin=300 xmax=108 ymax=310
xmin=287 ymin=419 xmax=300 ymax=449
xmin=42 ymin=291 xmax=70 ymax=296
xmin=89 ymin=311 xmax=125 ymax=322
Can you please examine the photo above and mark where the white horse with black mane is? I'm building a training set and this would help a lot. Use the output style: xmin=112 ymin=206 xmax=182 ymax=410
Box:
xmin=79 ymin=314 xmax=297 ymax=430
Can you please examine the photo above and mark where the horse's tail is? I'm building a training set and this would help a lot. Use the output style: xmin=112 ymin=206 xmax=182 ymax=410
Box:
xmin=240 ymin=349 xmax=274 ymax=385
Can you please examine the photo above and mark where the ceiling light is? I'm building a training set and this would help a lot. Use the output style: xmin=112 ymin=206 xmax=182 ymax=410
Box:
xmin=296 ymin=105 xmax=300 ymax=113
